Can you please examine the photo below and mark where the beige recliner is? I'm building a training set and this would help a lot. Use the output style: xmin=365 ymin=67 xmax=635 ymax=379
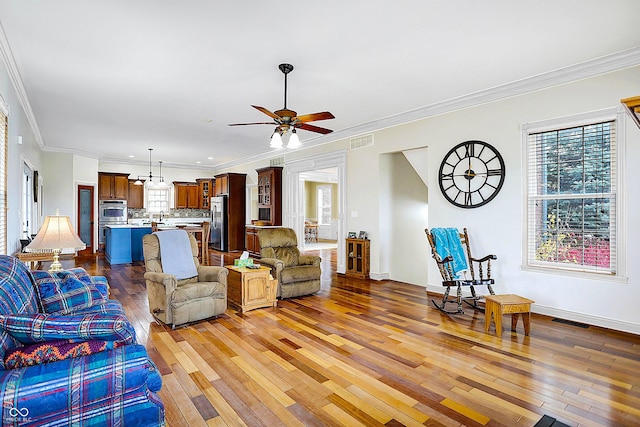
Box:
xmin=257 ymin=227 xmax=321 ymax=299
xmin=142 ymin=232 xmax=228 ymax=328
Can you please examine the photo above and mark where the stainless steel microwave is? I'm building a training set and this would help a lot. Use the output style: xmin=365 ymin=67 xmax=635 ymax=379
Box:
xmin=99 ymin=200 xmax=127 ymax=223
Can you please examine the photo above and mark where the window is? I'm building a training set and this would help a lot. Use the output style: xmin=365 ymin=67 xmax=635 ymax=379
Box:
xmin=146 ymin=186 xmax=170 ymax=215
xmin=317 ymin=185 xmax=332 ymax=225
xmin=0 ymin=96 xmax=7 ymax=254
xmin=523 ymin=108 xmax=624 ymax=277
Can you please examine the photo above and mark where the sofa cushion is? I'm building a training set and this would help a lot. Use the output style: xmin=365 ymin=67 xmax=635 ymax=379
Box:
xmin=4 ymin=339 xmax=112 ymax=369
xmin=36 ymin=275 xmax=107 ymax=315
xmin=0 ymin=312 xmax=136 ymax=345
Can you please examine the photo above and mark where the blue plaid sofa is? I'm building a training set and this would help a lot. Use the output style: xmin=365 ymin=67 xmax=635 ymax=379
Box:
xmin=0 ymin=255 xmax=164 ymax=426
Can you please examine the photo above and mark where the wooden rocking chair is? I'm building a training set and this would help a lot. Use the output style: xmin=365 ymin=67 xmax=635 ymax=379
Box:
xmin=425 ymin=228 xmax=496 ymax=314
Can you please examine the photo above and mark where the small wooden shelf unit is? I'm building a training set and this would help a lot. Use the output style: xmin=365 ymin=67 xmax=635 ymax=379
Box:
xmin=345 ymin=238 xmax=370 ymax=279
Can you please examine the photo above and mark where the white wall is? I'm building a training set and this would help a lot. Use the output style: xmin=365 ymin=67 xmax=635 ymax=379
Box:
xmin=342 ymin=66 xmax=640 ymax=334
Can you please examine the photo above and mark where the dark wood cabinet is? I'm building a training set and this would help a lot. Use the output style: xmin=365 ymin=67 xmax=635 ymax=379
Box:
xmin=245 ymin=226 xmax=261 ymax=256
xmin=128 ymin=180 xmax=144 ymax=209
xmin=98 ymin=173 xmax=129 ymax=200
xmin=173 ymin=182 xmax=199 ymax=209
xmin=346 ymin=238 xmax=370 ymax=279
xmin=197 ymin=179 xmax=213 ymax=210
xmin=214 ymin=173 xmax=246 ymax=252
xmin=214 ymin=174 xmax=229 ymax=196
xmin=256 ymin=166 xmax=282 ymax=226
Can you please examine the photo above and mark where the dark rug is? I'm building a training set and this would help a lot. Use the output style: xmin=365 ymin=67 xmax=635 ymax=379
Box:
xmin=534 ymin=415 xmax=572 ymax=427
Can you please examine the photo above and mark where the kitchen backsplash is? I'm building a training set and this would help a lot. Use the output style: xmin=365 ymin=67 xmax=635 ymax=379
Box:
xmin=128 ymin=208 xmax=209 ymax=219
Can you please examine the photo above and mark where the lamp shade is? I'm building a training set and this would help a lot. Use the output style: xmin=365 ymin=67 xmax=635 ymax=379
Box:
xmin=288 ymin=130 xmax=300 ymax=149
xmin=26 ymin=212 xmax=86 ymax=272
xmin=270 ymin=131 xmax=283 ymax=148
xmin=26 ymin=214 xmax=86 ymax=253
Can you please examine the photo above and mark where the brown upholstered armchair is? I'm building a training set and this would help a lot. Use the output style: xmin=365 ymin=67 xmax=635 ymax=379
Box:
xmin=142 ymin=232 xmax=228 ymax=328
xmin=257 ymin=227 xmax=321 ymax=299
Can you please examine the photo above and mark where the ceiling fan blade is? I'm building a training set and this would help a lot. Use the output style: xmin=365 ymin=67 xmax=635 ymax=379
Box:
xmin=298 ymin=123 xmax=333 ymax=134
xmin=252 ymin=105 xmax=280 ymax=119
xmin=295 ymin=111 xmax=335 ymax=123
xmin=228 ymin=122 xmax=275 ymax=126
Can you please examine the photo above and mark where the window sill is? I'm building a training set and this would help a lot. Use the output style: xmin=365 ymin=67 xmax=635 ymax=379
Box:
xmin=521 ymin=264 xmax=628 ymax=283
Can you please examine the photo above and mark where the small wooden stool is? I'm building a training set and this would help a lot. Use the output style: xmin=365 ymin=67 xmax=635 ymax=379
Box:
xmin=485 ymin=294 xmax=535 ymax=337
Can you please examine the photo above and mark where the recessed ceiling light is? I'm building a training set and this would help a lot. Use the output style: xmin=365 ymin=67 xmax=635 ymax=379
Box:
xmin=207 ymin=157 xmax=213 ymax=160
xmin=196 ymin=161 xmax=201 ymax=164
xmin=128 ymin=155 xmax=134 ymax=158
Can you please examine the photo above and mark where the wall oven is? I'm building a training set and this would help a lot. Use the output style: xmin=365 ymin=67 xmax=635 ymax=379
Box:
xmin=99 ymin=200 xmax=127 ymax=244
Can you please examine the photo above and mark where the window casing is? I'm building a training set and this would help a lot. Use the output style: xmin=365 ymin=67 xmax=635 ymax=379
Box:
xmin=523 ymin=108 xmax=625 ymax=278
xmin=0 ymin=96 xmax=7 ymax=255
xmin=317 ymin=185 xmax=332 ymax=225
xmin=146 ymin=187 xmax=170 ymax=215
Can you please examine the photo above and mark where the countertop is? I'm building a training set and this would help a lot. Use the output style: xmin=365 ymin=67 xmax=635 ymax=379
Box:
xmin=245 ymin=224 xmax=282 ymax=228
xmin=128 ymin=218 xmax=209 ymax=226
xmin=105 ymin=224 xmax=152 ymax=229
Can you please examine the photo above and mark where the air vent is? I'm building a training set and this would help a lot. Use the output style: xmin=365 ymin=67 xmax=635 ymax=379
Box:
xmin=270 ymin=156 xmax=285 ymax=167
xmin=350 ymin=134 xmax=374 ymax=150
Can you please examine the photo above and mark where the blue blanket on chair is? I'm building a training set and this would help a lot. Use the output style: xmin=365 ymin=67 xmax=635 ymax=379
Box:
xmin=431 ymin=228 xmax=468 ymax=278
xmin=155 ymin=230 xmax=198 ymax=280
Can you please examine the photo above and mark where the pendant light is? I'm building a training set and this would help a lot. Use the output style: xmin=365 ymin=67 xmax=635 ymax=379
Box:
xmin=143 ymin=148 xmax=155 ymax=188
xmin=156 ymin=160 xmax=168 ymax=188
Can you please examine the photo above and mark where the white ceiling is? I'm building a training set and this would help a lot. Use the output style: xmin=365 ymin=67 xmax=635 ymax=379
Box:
xmin=1 ymin=1 xmax=639 ymax=170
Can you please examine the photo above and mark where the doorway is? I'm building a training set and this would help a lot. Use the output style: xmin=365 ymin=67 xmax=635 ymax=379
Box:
xmin=284 ymin=150 xmax=347 ymax=273
xmin=77 ymin=185 xmax=94 ymax=255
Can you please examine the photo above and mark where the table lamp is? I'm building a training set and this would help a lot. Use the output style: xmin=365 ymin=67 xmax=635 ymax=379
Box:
xmin=25 ymin=210 xmax=86 ymax=272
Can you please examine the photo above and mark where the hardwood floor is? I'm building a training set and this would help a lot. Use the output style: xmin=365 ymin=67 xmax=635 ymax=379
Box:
xmin=67 ymin=249 xmax=640 ymax=427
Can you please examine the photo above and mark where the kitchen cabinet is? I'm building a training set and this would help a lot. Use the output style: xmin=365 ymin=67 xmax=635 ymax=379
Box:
xmin=99 ymin=173 xmax=129 ymax=200
xmin=245 ymin=226 xmax=260 ymax=256
xmin=256 ymin=166 xmax=282 ymax=226
xmin=197 ymin=178 xmax=213 ymax=209
xmin=214 ymin=174 xmax=228 ymax=195
xmin=128 ymin=180 xmax=144 ymax=209
xmin=346 ymin=238 xmax=370 ymax=279
xmin=173 ymin=182 xmax=199 ymax=209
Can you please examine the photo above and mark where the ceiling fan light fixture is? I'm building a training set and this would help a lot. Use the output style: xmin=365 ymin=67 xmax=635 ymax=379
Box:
xmin=287 ymin=129 xmax=300 ymax=149
xmin=270 ymin=130 xmax=283 ymax=148
xmin=133 ymin=179 xmax=143 ymax=186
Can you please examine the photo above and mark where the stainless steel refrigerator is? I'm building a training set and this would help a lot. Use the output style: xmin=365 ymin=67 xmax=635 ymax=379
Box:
xmin=210 ymin=196 xmax=227 ymax=251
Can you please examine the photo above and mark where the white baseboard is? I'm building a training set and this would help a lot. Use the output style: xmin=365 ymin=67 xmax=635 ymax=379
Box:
xmin=425 ymin=284 xmax=640 ymax=335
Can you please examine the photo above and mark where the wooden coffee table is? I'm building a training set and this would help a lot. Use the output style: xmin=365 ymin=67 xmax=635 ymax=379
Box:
xmin=226 ymin=265 xmax=277 ymax=313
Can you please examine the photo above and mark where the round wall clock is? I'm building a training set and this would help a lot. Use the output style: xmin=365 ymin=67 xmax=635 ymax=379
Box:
xmin=438 ymin=140 xmax=505 ymax=208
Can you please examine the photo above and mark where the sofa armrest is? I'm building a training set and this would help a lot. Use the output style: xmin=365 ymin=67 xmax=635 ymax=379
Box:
xmin=197 ymin=266 xmax=228 ymax=284
xmin=0 ymin=344 xmax=164 ymax=425
xmin=299 ymin=255 xmax=321 ymax=266
xmin=143 ymin=271 xmax=177 ymax=294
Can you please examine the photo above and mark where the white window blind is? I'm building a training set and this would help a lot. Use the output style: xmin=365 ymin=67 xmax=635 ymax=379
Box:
xmin=0 ymin=99 xmax=7 ymax=255
xmin=525 ymin=118 xmax=617 ymax=275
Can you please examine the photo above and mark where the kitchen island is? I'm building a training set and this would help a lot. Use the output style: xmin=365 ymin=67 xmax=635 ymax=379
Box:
xmin=105 ymin=224 xmax=152 ymax=265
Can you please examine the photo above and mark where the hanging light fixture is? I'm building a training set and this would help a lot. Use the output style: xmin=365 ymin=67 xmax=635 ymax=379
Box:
xmin=134 ymin=148 xmax=156 ymax=187
xmin=156 ymin=160 xmax=168 ymax=188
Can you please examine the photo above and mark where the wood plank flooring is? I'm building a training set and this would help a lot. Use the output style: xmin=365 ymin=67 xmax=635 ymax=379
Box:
xmin=68 ymin=249 xmax=640 ymax=427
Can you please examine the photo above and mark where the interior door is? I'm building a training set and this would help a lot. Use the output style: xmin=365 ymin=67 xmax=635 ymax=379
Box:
xmin=77 ymin=185 xmax=94 ymax=255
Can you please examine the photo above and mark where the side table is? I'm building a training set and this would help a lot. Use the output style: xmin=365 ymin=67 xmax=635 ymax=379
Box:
xmin=226 ymin=265 xmax=277 ymax=313
xmin=484 ymin=294 xmax=535 ymax=337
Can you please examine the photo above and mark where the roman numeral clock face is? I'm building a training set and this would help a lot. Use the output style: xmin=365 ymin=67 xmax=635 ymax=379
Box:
xmin=438 ymin=140 xmax=506 ymax=208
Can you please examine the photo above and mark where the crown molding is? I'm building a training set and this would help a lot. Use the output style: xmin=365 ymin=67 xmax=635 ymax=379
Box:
xmin=0 ymin=20 xmax=44 ymax=149
xmin=302 ymin=46 xmax=640 ymax=149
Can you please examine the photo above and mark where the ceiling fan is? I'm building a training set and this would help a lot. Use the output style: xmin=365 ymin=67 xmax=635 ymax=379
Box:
xmin=229 ymin=63 xmax=335 ymax=136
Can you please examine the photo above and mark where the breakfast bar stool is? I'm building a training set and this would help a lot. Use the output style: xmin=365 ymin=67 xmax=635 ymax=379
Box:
xmin=484 ymin=294 xmax=535 ymax=337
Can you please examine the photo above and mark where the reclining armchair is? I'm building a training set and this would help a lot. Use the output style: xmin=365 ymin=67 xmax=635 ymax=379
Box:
xmin=143 ymin=231 xmax=228 ymax=328
xmin=257 ymin=227 xmax=321 ymax=299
